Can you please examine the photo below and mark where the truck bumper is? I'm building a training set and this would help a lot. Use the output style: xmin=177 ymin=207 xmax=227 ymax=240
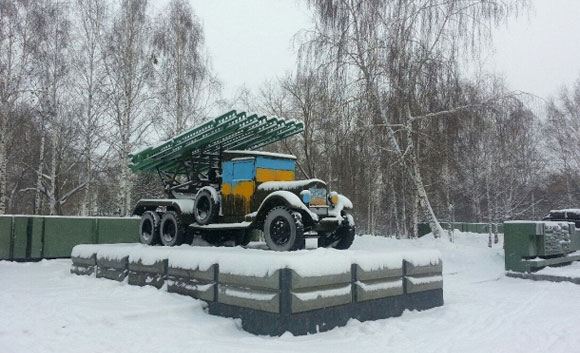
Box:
xmin=313 ymin=217 xmax=343 ymax=233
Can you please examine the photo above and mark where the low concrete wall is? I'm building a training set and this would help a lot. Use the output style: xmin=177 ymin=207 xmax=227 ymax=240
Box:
xmin=71 ymin=244 xmax=444 ymax=336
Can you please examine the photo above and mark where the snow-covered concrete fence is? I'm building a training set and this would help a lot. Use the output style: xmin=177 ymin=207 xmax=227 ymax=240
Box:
xmin=0 ymin=215 xmax=139 ymax=261
xmin=70 ymin=244 xmax=444 ymax=336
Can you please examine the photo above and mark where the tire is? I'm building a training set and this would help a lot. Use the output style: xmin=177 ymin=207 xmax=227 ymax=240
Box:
xmin=263 ymin=206 xmax=304 ymax=251
xmin=139 ymin=211 xmax=160 ymax=245
xmin=159 ymin=211 xmax=186 ymax=246
xmin=318 ymin=213 xmax=355 ymax=250
xmin=332 ymin=223 xmax=355 ymax=250
xmin=194 ymin=188 xmax=219 ymax=225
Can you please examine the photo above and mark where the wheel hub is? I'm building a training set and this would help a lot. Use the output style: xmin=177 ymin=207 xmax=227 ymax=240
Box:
xmin=162 ymin=221 xmax=176 ymax=242
xmin=197 ymin=198 xmax=210 ymax=220
xmin=141 ymin=219 xmax=153 ymax=241
xmin=270 ymin=216 xmax=291 ymax=245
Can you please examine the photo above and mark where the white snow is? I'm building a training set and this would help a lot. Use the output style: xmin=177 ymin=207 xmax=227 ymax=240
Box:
xmin=166 ymin=279 xmax=214 ymax=290
xmin=328 ymin=193 xmax=354 ymax=218
xmin=136 ymin=199 xmax=195 ymax=215
xmin=549 ymin=208 xmax=580 ymax=215
xmin=535 ymin=261 xmax=580 ymax=278
xmin=2 ymin=232 xmax=580 ymax=353
xmin=225 ymin=150 xmax=297 ymax=160
xmin=223 ymin=287 xmax=277 ymax=301
xmin=192 ymin=221 xmax=251 ymax=229
xmin=170 ymin=199 xmax=196 ymax=215
xmin=293 ymin=284 xmax=351 ymax=301
xmin=255 ymin=191 xmax=319 ymax=222
xmin=407 ymin=275 xmax=443 ymax=285
xmin=258 ymin=179 xmax=325 ymax=191
xmin=72 ymin=242 xmax=423 ymax=277
xmin=356 ymin=279 xmax=402 ymax=292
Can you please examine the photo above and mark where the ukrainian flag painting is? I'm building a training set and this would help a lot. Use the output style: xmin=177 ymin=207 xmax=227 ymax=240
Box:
xmin=221 ymin=155 xmax=296 ymax=219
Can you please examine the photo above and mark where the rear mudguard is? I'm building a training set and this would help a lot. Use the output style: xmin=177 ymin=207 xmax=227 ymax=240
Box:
xmin=132 ymin=199 xmax=195 ymax=223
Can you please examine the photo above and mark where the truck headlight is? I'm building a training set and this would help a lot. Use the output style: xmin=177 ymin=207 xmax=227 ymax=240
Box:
xmin=329 ymin=191 xmax=339 ymax=205
xmin=300 ymin=190 xmax=312 ymax=204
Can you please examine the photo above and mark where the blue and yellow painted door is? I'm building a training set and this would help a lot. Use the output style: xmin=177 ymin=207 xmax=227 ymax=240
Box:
xmin=222 ymin=158 xmax=256 ymax=220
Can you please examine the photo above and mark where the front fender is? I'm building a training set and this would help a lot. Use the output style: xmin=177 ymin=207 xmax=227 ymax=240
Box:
xmin=253 ymin=191 xmax=319 ymax=226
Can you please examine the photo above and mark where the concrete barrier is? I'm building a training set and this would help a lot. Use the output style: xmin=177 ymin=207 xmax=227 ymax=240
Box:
xmin=404 ymin=259 xmax=443 ymax=294
xmin=128 ymin=259 xmax=167 ymax=289
xmin=96 ymin=256 xmax=129 ymax=281
xmin=167 ymin=265 xmax=216 ymax=302
xmin=71 ymin=253 xmax=96 ymax=276
xmin=70 ymin=244 xmax=444 ymax=336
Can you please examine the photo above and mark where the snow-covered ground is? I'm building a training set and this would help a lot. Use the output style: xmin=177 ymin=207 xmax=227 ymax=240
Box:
xmin=1 ymin=233 xmax=580 ymax=353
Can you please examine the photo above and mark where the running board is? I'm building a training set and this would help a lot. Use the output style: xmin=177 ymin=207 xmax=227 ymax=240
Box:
xmin=190 ymin=221 xmax=251 ymax=230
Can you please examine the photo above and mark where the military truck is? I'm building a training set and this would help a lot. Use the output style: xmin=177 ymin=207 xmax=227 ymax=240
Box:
xmin=130 ymin=110 xmax=355 ymax=251
xmin=543 ymin=208 xmax=580 ymax=228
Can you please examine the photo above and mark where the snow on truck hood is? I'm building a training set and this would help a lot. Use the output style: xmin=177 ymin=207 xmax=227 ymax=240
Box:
xmin=258 ymin=179 xmax=326 ymax=191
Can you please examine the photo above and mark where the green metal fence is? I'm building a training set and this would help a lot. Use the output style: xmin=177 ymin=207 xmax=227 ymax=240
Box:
xmin=0 ymin=215 xmax=140 ymax=260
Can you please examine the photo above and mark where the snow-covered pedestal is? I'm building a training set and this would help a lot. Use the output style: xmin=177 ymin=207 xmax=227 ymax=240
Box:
xmin=70 ymin=244 xmax=444 ymax=336
xmin=506 ymin=259 xmax=580 ymax=285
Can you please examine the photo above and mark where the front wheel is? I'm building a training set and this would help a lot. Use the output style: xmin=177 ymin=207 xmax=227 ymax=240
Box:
xmin=318 ymin=214 xmax=355 ymax=250
xmin=263 ymin=207 xmax=304 ymax=251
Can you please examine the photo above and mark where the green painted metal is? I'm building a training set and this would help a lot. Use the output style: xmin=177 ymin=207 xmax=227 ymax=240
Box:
xmin=504 ymin=222 xmax=539 ymax=272
xmin=0 ymin=216 xmax=145 ymax=260
xmin=504 ymin=221 xmax=580 ymax=273
xmin=43 ymin=217 xmax=97 ymax=258
xmin=0 ymin=216 xmax=12 ymax=260
xmin=30 ymin=217 xmax=44 ymax=258
xmin=97 ymin=217 xmax=140 ymax=244
xmin=129 ymin=110 xmax=304 ymax=174
xmin=418 ymin=223 xmax=431 ymax=237
xmin=12 ymin=216 xmax=30 ymax=260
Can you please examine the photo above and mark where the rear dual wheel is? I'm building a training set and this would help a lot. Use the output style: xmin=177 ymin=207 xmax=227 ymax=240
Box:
xmin=139 ymin=210 xmax=187 ymax=246
xmin=139 ymin=211 xmax=160 ymax=245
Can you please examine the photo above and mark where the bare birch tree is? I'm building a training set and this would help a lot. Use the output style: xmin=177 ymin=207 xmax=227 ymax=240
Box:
xmin=71 ymin=0 xmax=109 ymax=215
xmin=102 ymin=0 xmax=153 ymax=216
xmin=0 ymin=0 xmax=36 ymax=214
xmin=151 ymin=0 xmax=219 ymax=138
xmin=302 ymin=0 xmax=527 ymax=237
xmin=28 ymin=0 xmax=78 ymax=215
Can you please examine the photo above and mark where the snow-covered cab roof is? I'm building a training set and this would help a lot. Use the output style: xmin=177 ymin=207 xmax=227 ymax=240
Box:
xmin=224 ymin=150 xmax=297 ymax=160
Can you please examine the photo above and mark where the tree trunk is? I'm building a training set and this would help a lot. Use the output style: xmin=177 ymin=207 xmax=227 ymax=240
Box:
xmin=401 ymin=172 xmax=408 ymax=237
xmin=49 ymin=134 xmax=58 ymax=215
xmin=410 ymin=151 xmax=443 ymax=238
xmin=81 ymin=133 xmax=92 ymax=216
xmin=118 ymin=161 xmax=132 ymax=216
xmin=390 ymin=179 xmax=400 ymax=237
xmin=34 ymin=132 xmax=46 ymax=215
xmin=0 ymin=111 xmax=6 ymax=215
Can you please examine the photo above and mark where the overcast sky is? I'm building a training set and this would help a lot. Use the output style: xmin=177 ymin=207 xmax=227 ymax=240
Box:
xmin=184 ymin=0 xmax=580 ymax=102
